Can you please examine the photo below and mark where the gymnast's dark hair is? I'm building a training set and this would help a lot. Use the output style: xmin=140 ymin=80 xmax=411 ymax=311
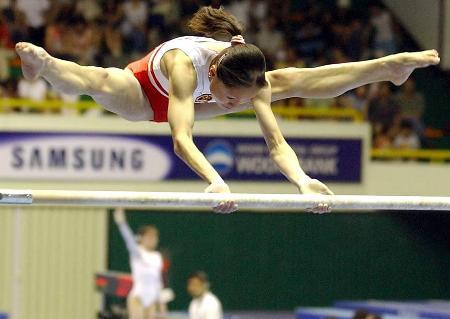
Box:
xmin=188 ymin=6 xmax=266 ymax=89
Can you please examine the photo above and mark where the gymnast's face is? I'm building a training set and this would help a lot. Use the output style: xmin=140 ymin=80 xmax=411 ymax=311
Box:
xmin=209 ymin=66 xmax=259 ymax=110
xmin=140 ymin=229 xmax=159 ymax=251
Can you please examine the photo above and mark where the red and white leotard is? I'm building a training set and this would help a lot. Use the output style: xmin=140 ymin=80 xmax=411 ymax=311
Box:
xmin=127 ymin=36 xmax=230 ymax=122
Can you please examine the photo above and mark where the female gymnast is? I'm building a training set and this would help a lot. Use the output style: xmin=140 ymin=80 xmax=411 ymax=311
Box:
xmin=15 ymin=7 xmax=440 ymax=214
xmin=114 ymin=207 xmax=164 ymax=319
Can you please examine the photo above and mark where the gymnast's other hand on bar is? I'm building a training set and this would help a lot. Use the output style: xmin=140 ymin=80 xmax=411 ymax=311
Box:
xmin=204 ymin=177 xmax=238 ymax=214
xmin=298 ymin=176 xmax=334 ymax=214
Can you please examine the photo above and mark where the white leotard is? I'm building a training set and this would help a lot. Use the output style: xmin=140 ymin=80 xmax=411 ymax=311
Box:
xmin=149 ymin=36 xmax=231 ymax=104
xmin=118 ymin=222 xmax=163 ymax=308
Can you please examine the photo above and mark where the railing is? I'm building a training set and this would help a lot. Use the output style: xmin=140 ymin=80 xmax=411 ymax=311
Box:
xmin=0 ymin=98 xmax=364 ymax=121
xmin=226 ymin=105 xmax=364 ymax=122
xmin=0 ymin=98 xmax=99 ymax=113
xmin=371 ymin=149 xmax=450 ymax=163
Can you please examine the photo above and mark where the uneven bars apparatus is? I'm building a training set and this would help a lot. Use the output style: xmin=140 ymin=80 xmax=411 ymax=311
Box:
xmin=0 ymin=189 xmax=449 ymax=211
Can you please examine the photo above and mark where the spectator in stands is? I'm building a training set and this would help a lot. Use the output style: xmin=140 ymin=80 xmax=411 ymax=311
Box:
xmin=274 ymin=43 xmax=305 ymax=69
xmin=122 ymin=0 xmax=148 ymax=30
xmin=0 ymin=12 xmax=13 ymax=81
xmin=17 ymin=76 xmax=47 ymax=101
xmin=373 ymin=123 xmax=393 ymax=149
xmin=368 ymin=83 xmax=400 ymax=133
xmin=103 ymin=0 xmax=124 ymax=28
xmin=9 ymin=6 xmax=29 ymax=44
xmin=225 ymin=0 xmax=251 ymax=29
xmin=329 ymin=47 xmax=351 ymax=64
xmin=149 ymin=0 xmax=180 ymax=33
xmin=248 ymin=0 xmax=268 ymax=28
xmin=16 ymin=0 xmax=50 ymax=45
xmin=295 ymin=18 xmax=326 ymax=59
xmin=103 ymin=27 xmax=129 ymax=68
xmin=394 ymin=78 xmax=425 ymax=132
xmin=255 ymin=16 xmax=284 ymax=65
xmin=187 ymin=271 xmax=223 ymax=319
xmin=121 ymin=0 xmax=149 ymax=55
xmin=44 ymin=14 xmax=68 ymax=58
xmin=369 ymin=2 xmax=396 ymax=56
xmin=17 ymin=75 xmax=48 ymax=112
xmin=344 ymin=86 xmax=369 ymax=117
xmin=61 ymin=15 xmax=99 ymax=65
xmin=75 ymin=0 xmax=102 ymax=23
xmin=0 ymin=78 xmax=17 ymax=99
xmin=0 ymin=0 xmax=10 ymax=12
xmin=393 ymin=119 xmax=421 ymax=149
xmin=341 ymin=19 xmax=367 ymax=61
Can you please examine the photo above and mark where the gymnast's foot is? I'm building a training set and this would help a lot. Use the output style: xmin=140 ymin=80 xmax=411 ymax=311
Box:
xmin=385 ymin=50 xmax=440 ymax=86
xmin=15 ymin=42 xmax=50 ymax=81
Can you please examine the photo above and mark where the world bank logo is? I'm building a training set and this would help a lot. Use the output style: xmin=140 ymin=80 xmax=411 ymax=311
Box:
xmin=204 ymin=140 xmax=234 ymax=175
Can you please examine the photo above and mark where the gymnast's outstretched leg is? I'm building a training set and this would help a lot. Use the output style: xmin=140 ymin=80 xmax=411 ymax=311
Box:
xmin=15 ymin=42 xmax=153 ymax=121
xmin=267 ymin=50 xmax=441 ymax=101
xmin=195 ymin=50 xmax=440 ymax=120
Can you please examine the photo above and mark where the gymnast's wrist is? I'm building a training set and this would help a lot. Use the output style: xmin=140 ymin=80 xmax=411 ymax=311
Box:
xmin=296 ymin=174 xmax=312 ymax=190
xmin=209 ymin=175 xmax=226 ymax=186
xmin=204 ymin=175 xmax=230 ymax=194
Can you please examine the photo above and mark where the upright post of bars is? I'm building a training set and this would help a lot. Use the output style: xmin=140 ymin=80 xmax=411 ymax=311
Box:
xmin=0 ymin=189 xmax=449 ymax=211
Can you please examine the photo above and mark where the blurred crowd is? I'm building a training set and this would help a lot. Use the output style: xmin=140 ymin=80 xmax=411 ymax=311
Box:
xmin=0 ymin=0 xmax=427 ymax=149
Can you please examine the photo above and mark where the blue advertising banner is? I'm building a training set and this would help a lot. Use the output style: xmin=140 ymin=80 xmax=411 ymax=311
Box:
xmin=0 ymin=132 xmax=362 ymax=182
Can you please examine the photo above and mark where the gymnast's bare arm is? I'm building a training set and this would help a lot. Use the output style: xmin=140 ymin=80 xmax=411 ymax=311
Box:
xmin=194 ymin=50 xmax=440 ymax=120
xmin=166 ymin=50 xmax=236 ymax=213
xmin=252 ymin=80 xmax=333 ymax=213
xmin=166 ymin=50 xmax=223 ymax=184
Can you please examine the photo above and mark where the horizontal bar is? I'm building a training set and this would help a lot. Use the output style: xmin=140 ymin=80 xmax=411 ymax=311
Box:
xmin=0 ymin=189 xmax=33 ymax=204
xmin=0 ymin=189 xmax=449 ymax=211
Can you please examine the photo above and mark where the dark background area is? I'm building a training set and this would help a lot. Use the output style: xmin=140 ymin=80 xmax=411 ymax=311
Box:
xmin=108 ymin=210 xmax=450 ymax=310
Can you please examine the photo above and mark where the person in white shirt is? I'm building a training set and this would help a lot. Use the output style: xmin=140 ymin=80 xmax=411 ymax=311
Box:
xmin=370 ymin=3 xmax=396 ymax=55
xmin=393 ymin=119 xmax=420 ymax=150
xmin=16 ymin=0 xmax=50 ymax=45
xmin=188 ymin=271 xmax=223 ymax=319
xmin=17 ymin=77 xmax=47 ymax=101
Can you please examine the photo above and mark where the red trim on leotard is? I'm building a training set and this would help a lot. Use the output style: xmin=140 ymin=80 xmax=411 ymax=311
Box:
xmin=126 ymin=44 xmax=169 ymax=122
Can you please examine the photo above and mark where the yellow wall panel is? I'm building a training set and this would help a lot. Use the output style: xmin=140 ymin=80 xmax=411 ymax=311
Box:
xmin=5 ymin=207 xmax=107 ymax=319
xmin=0 ymin=208 xmax=13 ymax=314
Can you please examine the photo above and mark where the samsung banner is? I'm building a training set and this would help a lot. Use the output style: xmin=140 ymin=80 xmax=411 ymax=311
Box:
xmin=0 ymin=132 xmax=362 ymax=182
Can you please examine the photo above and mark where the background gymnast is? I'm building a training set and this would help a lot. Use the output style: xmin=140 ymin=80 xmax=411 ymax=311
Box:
xmin=15 ymin=6 xmax=440 ymax=214
xmin=114 ymin=208 xmax=171 ymax=319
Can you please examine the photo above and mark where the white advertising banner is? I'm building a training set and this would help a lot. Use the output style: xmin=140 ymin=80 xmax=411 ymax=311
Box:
xmin=0 ymin=133 xmax=172 ymax=181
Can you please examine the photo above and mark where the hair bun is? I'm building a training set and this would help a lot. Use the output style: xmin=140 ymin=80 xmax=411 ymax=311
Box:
xmin=231 ymin=35 xmax=246 ymax=45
